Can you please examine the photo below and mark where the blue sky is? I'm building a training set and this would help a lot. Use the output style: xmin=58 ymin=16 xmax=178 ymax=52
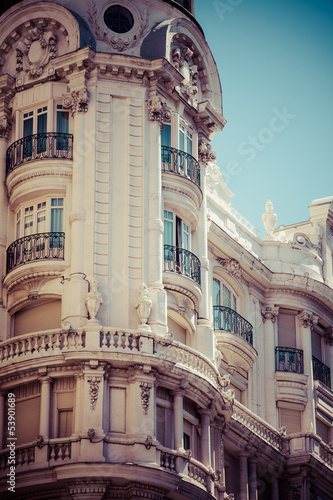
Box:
xmin=195 ymin=0 xmax=333 ymax=237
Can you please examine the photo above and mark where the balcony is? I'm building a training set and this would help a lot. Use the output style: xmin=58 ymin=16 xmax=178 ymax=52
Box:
xmin=214 ymin=306 xmax=257 ymax=372
xmin=275 ymin=346 xmax=304 ymax=374
xmin=213 ymin=306 xmax=253 ymax=345
xmin=313 ymin=356 xmax=331 ymax=389
xmin=6 ymin=132 xmax=73 ymax=175
xmin=164 ymin=244 xmax=201 ymax=285
xmin=161 ymin=146 xmax=200 ymax=188
xmin=6 ymin=232 xmax=65 ymax=273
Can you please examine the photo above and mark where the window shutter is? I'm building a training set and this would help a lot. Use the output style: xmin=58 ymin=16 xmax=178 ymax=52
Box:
xmin=280 ymin=408 xmax=301 ymax=434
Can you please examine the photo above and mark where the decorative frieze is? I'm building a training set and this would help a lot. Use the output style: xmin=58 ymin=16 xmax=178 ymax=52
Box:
xmin=88 ymin=1 xmax=150 ymax=52
xmin=146 ymin=97 xmax=171 ymax=129
xmin=63 ymin=87 xmax=89 ymax=115
xmin=290 ymin=483 xmax=301 ymax=500
xmin=299 ymin=310 xmax=318 ymax=329
xmin=15 ymin=27 xmax=57 ymax=79
xmin=261 ymin=306 xmax=279 ymax=323
xmin=87 ymin=376 xmax=101 ymax=410
xmin=140 ymin=382 xmax=152 ymax=415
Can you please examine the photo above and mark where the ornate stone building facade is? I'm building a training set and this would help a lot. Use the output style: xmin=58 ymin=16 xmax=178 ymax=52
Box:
xmin=0 ymin=1 xmax=332 ymax=499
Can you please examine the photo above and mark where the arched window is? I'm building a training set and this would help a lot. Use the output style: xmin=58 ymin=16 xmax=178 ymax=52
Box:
xmin=213 ymin=278 xmax=237 ymax=331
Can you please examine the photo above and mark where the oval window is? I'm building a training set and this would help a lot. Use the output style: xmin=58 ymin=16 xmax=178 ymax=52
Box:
xmin=104 ymin=5 xmax=134 ymax=34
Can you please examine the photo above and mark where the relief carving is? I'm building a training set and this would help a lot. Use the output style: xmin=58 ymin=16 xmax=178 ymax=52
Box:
xmin=15 ymin=27 xmax=57 ymax=79
xmin=146 ymin=97 xmax=171 ymax=129
xmin=217 ymin=257 xmax=243 ymax=281
xmin=299 ymin=310 xmax=318 ymax=329
xmin=261 ymin=306 xmax=279 ymax=323
xmin=198 ymin=140 xmax=217 ymax=164
xmin=140 ymin=382 xmax=152 ymax=415
xmin=88 ymin=1 xmax=150 ymax=52
xmin=88 ymin=376 xmax=101 ymax=410
xmin=63 ymin=88 xmax=89 ymax=115
xmin=171 ymin=38 xmax=200 ymax=109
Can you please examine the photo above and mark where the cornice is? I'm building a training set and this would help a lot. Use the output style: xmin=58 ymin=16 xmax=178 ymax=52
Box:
xmin=4 ymin=267 xmax=64 ymax=293
xmin=6 ymin=164 xmax=72 ymax=198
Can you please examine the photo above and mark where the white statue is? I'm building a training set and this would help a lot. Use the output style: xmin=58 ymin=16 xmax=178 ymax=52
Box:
xmin=262 ymin=200 xmax=278 ymax=240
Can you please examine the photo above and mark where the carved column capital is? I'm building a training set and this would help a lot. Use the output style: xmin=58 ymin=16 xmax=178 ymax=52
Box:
xmin=299 ymin=310 xmax=318 ymax=329
xmin=63 ymin=87 xmax=89 ymax=116
xmin=261 ymin=306 xmax=279 ymax=323
xmin=0 ymin=115 xmax=10 ymax=139
xmin=146 ymin=96 xmax=171 ymax=129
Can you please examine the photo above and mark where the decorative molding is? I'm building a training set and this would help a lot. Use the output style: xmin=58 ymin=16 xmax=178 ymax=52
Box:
xmin=140 ymin=382 xmax=152 ymax=415
xmin=290 ymin=483 xmax=301 ymax=500
xmin=0 ymin=233 xmax=7 ymax=248
xmin=198 ymin=141 xmax=217 ymax=164
xmin=146 ymin=97 xmax=171 ymax=129
xmin=217 ymin=257 xmax=243 ymax=281
xmin=324 ymin=327 xmax=333 ymax=346
xmin=87 ymin=376 xmax=101 ymax=410
xmin=261 ymin=306 xmax=279 ymax=323
xmin=15 ymin=27 xmax=57 ymax=79
xmin=5 ymin=270 xmax=64 ymax=293
xmin=88 ymin=1 xmax=150 ymax=52
xmin=290 ymin=232 xmax=321 ymax=256
xmin=171 ymin=40 xmax=200 ymax=109
xmin=7 ymin=166 xmax=72 ymax=198
xmin=63 ymin=87 xmax=89 ymax=115
xmin=299 ymin=310 xmax=318 ymax=329
xmin=24 ymin=279 xmax=44 ymax=300
xmin=0 ymin=115 xmax=10 ymax=139
xmin=161 ymin=182 xmax=201 ymax=213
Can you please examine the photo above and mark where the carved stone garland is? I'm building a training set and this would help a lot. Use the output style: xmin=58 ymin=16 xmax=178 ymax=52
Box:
xmin=172 ymin=44 xmax=199 ymax=108
xmin=88 ymin=376 xmax=101 ymax=410
xmin=140 ymin=382 xmax=152 ymax=415
xmin=88 ymin=1 xmax=150 ymax=52
xmin=16 ymin=27 xmax=57 ymax=79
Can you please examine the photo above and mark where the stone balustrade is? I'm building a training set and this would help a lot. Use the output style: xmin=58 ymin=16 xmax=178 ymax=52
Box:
xmin=232 ymin=401 xmax=285 ymax=452
xmin=159 ymin=449 xmax=177 ymax=473
xmin=100 ymin=329 xmax=140 ymax=352
xmin=49 ymin=439 xmax=72 ymax=462
xmin=0 ymin=330 xmax=85 ymax=365
xmin=0 ymin=444 xmax=35 ymax=471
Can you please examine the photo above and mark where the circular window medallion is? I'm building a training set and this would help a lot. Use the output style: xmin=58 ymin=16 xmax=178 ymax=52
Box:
xmin=104 ymin=5 xmax=134 ymax=34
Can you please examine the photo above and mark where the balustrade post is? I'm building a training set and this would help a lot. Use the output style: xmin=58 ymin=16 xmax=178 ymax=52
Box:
xmin=299 ymin=310 xmax=317 ymax=433
xmin=261 ymin=306 xmax=279 ymax=427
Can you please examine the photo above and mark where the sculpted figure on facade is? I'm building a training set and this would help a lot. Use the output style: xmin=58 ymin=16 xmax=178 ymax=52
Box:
xmin=262 ymin=199 xmax=278 ymax=240
xmin=134 ymin=283 xmax=152 ymax=331
xmin=85 ymin=277 xmax=103 ymax=323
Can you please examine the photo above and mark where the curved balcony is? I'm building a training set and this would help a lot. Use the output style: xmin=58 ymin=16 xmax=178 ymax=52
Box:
xmin=313 ymin=356 xmax=331 ymax=389
xmin=6 ymin=132 xmax=73 ymax=175
xmin=161 ymin=146 xmax=200 ymax=188
xmin=214 ymin=306 xmax=256 ymax=372
xmin=164 ymin=244 xmax=201 ymax=285
xmin=213 ymin=306 xmax=253 ymax=344
xmin=275 ymin=346 xmax=303 ymax=374
xmin=6 ymin=232 xmax=65 ymax=273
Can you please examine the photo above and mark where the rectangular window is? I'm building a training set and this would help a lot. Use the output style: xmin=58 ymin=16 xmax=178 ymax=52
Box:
xmin=58 ymin=410 xmax=73 ymax=438
xmin=280 ymin=408 xmax=301 ymax=434
xmin=278 ymin=310 xmax=296 ymax=348
xmin=56 ymin=104 xmax=69 ymax=150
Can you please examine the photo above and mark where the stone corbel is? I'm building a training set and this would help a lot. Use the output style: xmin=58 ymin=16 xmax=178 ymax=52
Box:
xmin=198 ymin=140 xmax=217 ymax=164
xmin=146 ymin=97 xmax=171 ymax=129
xmin=0 ymin=115 xmax=10 ymax=139
xmin=62 ymin=87 xmax=89 ymax=115
xmin=261 ymin=306 xmax=279 ymax=323
xmin=299 ymin=310 xmax=318 ymax=329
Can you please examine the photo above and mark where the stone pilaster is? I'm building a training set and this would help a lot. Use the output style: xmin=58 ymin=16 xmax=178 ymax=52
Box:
xmin=239 ymin=452 xmax=249 ymax=500
xmin=261 ymin=305 xmax=279 ymax=427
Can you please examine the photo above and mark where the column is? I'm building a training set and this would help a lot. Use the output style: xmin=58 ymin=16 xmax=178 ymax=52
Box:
xmin=62 ymin=85 xmax=89 ymax=328
xmin=248 ymin=459 xmax=257 ymax=500
xmin=271 ymin=478 xmax=279 ymax=500
xmin=39 ymin=377 xmax=52 ymax=439
xmin=196 ymin=143 xmax=215 ymax=359
xmin=0 ymin=390 xmax=6 ymax=449
xmin=0 ymin=126 xmax=9 ymax=335
xmin=200 ymin=410 xmax=211 ymax=467
xmin=173 ymin=391 xmax=184 ymax=451
xmin=299 ymin=310 xmax=317 ymax=432
xmin=146 ymin=97 xmax=168 ymax=335
xmin=239 ymin=453 xmax=249 ymax=500
xmin=261 ymin=306 xmax=279 ymax=427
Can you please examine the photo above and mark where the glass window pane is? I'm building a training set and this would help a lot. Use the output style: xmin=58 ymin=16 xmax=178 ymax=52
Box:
xmin=222 ymin=285 xmax=231 ymax=308
xmin=161 ymin=124 xmax=171 ymax=147
xmin=213 ymin=279 xmax=220 ymax=306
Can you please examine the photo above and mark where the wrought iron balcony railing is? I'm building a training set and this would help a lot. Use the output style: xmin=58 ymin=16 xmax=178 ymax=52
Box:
xmin=161 ymin=145 xmax=201 ymax=188
xmin=213 ymin=306 xmax=253 ymax=345
xmin=275 ymin=346 xmax=304 ymax=374
xmin=164 ymin=244 xmax=201 ymax=285
xmin=6 ymin=132 xmax=73 ymax=175
xmin=6 ymin=232 xmax=65 ymax=273
xmin=312 ymin=356 xmax=331 ymax=389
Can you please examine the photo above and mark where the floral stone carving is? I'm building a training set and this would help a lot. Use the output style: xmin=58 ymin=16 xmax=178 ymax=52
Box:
xmin=88 ymin=376 xmax=101 ymax=410
xmin=63 ymin=88 xmax=89 ymax=116
xmin=198 ymin=141 xmax=217 ymax=164
xmin=140 ymin=382 xmax=152 ymax=415
xmin=299 ymin=310 xmax=318 ymax=329
xmin=88 ymin=1 xmax=150 ymax=52
xmin=261 ymin=306 xmax=279 ymax=323
xmin=147 ymin=97 xmax=171 ymax=129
